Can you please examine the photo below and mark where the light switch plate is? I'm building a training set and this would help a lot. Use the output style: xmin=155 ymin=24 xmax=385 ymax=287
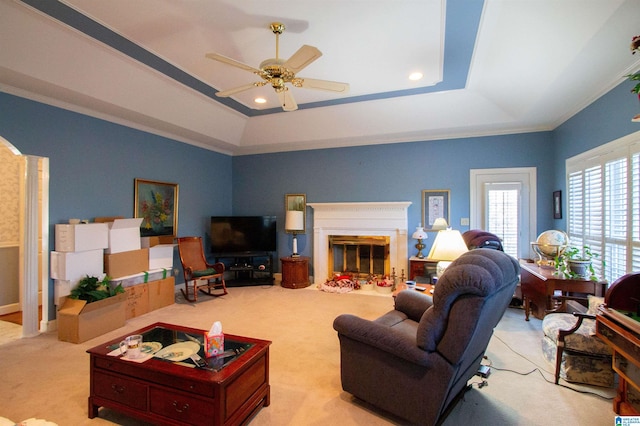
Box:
xmin=460 ymin=218 xmax=470 ymax=226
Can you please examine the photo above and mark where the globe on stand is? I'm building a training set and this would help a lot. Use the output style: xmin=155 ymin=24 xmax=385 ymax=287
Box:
xmin=531 ymin=230 xmax=569 ymax=268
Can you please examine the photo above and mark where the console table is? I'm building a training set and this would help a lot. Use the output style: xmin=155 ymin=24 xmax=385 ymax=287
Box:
xmin=408 ymin=257 xmax=438 ymax=282
xmin=280 ymin=256 xmax=310 ymax=289
xmin=519 ymin=260 xmax=607 ymax=320
xmin=87 ymin=322 xmax=271 ymax=425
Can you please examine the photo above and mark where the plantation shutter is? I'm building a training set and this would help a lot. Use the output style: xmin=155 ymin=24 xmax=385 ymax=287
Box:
xmin=567 ymin=133 xmax=640 ymax=283
xmin=604 ymin=157 xmax=627 ymax=280
xmin=632 ymin=146 xmax=640 ymax=271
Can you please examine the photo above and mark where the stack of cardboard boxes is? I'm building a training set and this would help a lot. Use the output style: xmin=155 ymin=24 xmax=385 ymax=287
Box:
xmin=53 ymin=218 xmax=176 ymax=343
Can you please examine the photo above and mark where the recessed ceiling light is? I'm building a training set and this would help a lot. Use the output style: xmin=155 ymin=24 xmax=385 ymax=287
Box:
xmin=254 ymin=97 xmax=267 ymax=104
xmin=409 ymin=72 xmax=423 ymax=81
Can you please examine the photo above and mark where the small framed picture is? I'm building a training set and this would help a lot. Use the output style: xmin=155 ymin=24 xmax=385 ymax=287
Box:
xmin=422 ymin=190 xmax=450 ymax=231
xmin=553 ymin=190 xmax=562 ymax=219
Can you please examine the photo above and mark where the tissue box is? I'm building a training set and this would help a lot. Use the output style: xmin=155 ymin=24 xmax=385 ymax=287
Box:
xmin=205 ymin=333 xmax=224 ymax=358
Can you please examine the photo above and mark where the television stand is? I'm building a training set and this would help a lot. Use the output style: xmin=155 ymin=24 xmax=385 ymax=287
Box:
xmin=214 ymin=252 xmax=274 ymax=287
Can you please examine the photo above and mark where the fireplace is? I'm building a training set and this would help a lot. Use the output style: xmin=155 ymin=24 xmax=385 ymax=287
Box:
xmin=308 ymin=202 xmax=411 ymax=286
xmin=329 ymin=235 xmax=390 ymax=277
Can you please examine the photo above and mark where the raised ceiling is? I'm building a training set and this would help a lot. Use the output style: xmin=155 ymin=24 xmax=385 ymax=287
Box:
xmin=1 ymin=0 xmax=639 ymax=155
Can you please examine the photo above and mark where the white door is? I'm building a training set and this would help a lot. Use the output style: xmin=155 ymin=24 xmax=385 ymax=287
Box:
xmin=470 ymin=168 xmax=537 ymax=259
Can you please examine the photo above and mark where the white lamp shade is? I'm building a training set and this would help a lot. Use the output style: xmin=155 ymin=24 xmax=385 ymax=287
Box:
xmin=412 ymin=226 xmax=428 ymax=240
xmin=427 ymin=229 xmax=468 ymax=261
xmin=431 ymin=217 xmax=449 ymax=230
xmin=285 ymin=210 xmax=304 ymax=231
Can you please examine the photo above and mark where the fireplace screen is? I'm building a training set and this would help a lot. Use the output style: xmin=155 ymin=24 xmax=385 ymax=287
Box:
xmin=329 ymin=236 xmax=390 ymax=278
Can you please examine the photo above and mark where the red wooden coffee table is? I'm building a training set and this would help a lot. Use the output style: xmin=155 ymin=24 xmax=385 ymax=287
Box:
xmin=87 ymin=322 xmax=271 ymax=425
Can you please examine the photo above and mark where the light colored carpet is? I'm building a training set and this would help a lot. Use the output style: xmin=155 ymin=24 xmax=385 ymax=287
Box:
xmin=0 ymin=320 xmax=22 ymax=346
xmin=0 ymin=285 xmax=616 ymax=425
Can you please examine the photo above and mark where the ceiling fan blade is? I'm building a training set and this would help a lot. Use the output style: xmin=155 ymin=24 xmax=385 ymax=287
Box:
xmin=205 ymin=52 xmax=262 ymax=74
xmin=277 ymin=90 xmax=298 ymax=111
xmin=300 ymin=78 xmax=350 ymax=93
xmin=283 ymin=45 xmax=322 ymax=74
xmin=215 ymin=83 xmax=260 ymax=97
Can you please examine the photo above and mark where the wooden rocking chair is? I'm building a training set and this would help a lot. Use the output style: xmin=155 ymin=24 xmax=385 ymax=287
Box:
xmin=177 ymin=236 xmax=227 ymax=302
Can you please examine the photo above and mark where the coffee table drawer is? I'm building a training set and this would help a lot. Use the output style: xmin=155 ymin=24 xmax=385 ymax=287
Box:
xmin=93 ymin=370 xmax=148 ymax=411
xmin=226 ymin=356 xmax=267 ymax=415
xmin=149 ymin=386 xmax=214 ymax=425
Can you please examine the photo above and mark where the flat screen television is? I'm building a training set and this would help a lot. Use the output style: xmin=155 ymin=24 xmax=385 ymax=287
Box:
xmin=210 ymin=216 xmax=277 ymax=254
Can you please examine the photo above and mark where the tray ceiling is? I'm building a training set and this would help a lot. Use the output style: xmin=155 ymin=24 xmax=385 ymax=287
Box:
xmin=1 ymin=0 xmax=639 ymax=155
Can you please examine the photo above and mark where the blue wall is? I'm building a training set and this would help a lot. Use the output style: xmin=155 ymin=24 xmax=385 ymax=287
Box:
xmin=1 ymin=77 xmax=639 ymax=318
xmin=232 ymin=132 xmax=555 ymax=277
xmin=551 ymin=81 xmax=640 ymax=230
xmin=0 ymin=93 xmax=232 ymax=318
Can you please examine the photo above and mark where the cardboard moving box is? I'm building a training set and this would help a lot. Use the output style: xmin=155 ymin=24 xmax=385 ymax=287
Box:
xmin=123 ymin=277 xmax=175 ymax=320
xmin=50 ymin=249 xmax=104 ymax=281
xmin=55 ymin=223 xmax=109 ymax=252
xmin=105 ymin=218 xmax=143 ymax=254
xmin=124 ymin=284 xmax=150 ymax=320
xmin=149 ymin=277 xmax=175 ymax=311
xmin=148 ymin=244 xmax=174 ymax=270
xmin=104 ymin=248 xmax=149 ymax=279
xmin=57 ymin=292 xmax=126 ymax=343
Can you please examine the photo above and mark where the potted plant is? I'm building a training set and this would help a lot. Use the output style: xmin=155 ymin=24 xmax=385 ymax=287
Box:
xmin=555 ymin=245 xmax=600 ymax=280
xmin=70 ymin=275 xmax=124 ymax=303
xmin=59 ymin=275 xmax=127 ymax=343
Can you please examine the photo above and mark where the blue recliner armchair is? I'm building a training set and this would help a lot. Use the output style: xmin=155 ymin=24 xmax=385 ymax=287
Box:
xmin=333 ymin=249 xmax=520 ymax=425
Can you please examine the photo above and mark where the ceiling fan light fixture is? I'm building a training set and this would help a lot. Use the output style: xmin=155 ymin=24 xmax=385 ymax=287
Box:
xmin=254 ymin=97 xmax=267 ymax=104
xmin=206 ymin=21 xmax=348 ymax=112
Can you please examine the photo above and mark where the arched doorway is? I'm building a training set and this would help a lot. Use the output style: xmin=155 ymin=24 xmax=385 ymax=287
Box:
xmin=0 ymin=136 xmax=49 ymax=338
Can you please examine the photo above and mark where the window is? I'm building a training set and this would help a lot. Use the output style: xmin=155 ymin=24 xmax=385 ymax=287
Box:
xmin=566 ymin=131 xmax=640 ymax=283
xmin=486 ymin=184 xmax=519 ymax=258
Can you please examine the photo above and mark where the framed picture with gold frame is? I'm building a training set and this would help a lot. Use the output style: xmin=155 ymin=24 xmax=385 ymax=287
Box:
xmin=422 ymin=189 xmax=450 ymax=231
xmin=285 ymin=193 xmax=306 ymax=234
xmin=134 ymin=178 xmax=179 ymax=238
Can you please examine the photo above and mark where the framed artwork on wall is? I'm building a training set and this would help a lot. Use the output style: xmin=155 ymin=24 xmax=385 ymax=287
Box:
xmin=134 ymin=178 xmax=179 ymax=238
xmin=285 ymin=193 xmax=306 ymax=234
xmin=422 ymin=190 xmax=450 ymax=231
xmin=553 ymin=190 xmax=562 ymax=219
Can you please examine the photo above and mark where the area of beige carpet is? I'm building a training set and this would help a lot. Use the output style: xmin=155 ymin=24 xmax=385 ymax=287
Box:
xmin=0 ymin=285 xmax=616 ymax=425
xmin=0 ymin=320 xmax=21 ymax=346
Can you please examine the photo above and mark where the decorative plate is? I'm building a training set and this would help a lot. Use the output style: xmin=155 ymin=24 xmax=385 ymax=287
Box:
xmin=140 ymin=341 xmax=162 ymax=355
xmin=154 ymin=342 xmax=199 ymax=362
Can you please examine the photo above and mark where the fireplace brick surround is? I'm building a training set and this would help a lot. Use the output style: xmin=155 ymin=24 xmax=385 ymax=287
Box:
xmin=308 ymin=202 xmax=411 ymax=286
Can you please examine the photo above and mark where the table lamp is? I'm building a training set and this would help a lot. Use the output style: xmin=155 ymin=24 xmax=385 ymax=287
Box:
xmin=411 ymin=224 xmax=428 ymax=258
xmin=427 ymin=228 xmax=469 ymax=276
xmin=285 ymin=210 xmax=304 ymax=257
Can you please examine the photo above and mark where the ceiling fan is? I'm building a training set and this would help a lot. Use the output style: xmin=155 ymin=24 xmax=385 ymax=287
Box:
xmin=206 ymin=22 xmax=349 ymax=112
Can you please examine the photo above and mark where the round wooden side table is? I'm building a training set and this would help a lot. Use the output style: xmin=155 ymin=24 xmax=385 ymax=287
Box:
xmin=280 ymin=256 xmax=310 ymax=289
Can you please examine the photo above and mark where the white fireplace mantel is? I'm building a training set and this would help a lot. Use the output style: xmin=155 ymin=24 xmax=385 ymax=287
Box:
xmin=308 ymin=202 xmax=411 ymax=285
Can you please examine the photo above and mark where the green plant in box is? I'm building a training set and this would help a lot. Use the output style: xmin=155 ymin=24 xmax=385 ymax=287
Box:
xmin=70 ymin=275 xmax=124 ymax=303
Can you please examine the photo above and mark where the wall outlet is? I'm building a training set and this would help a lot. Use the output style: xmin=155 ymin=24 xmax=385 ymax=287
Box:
xmin=460 ymin=218 xmax=470 ymax=226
